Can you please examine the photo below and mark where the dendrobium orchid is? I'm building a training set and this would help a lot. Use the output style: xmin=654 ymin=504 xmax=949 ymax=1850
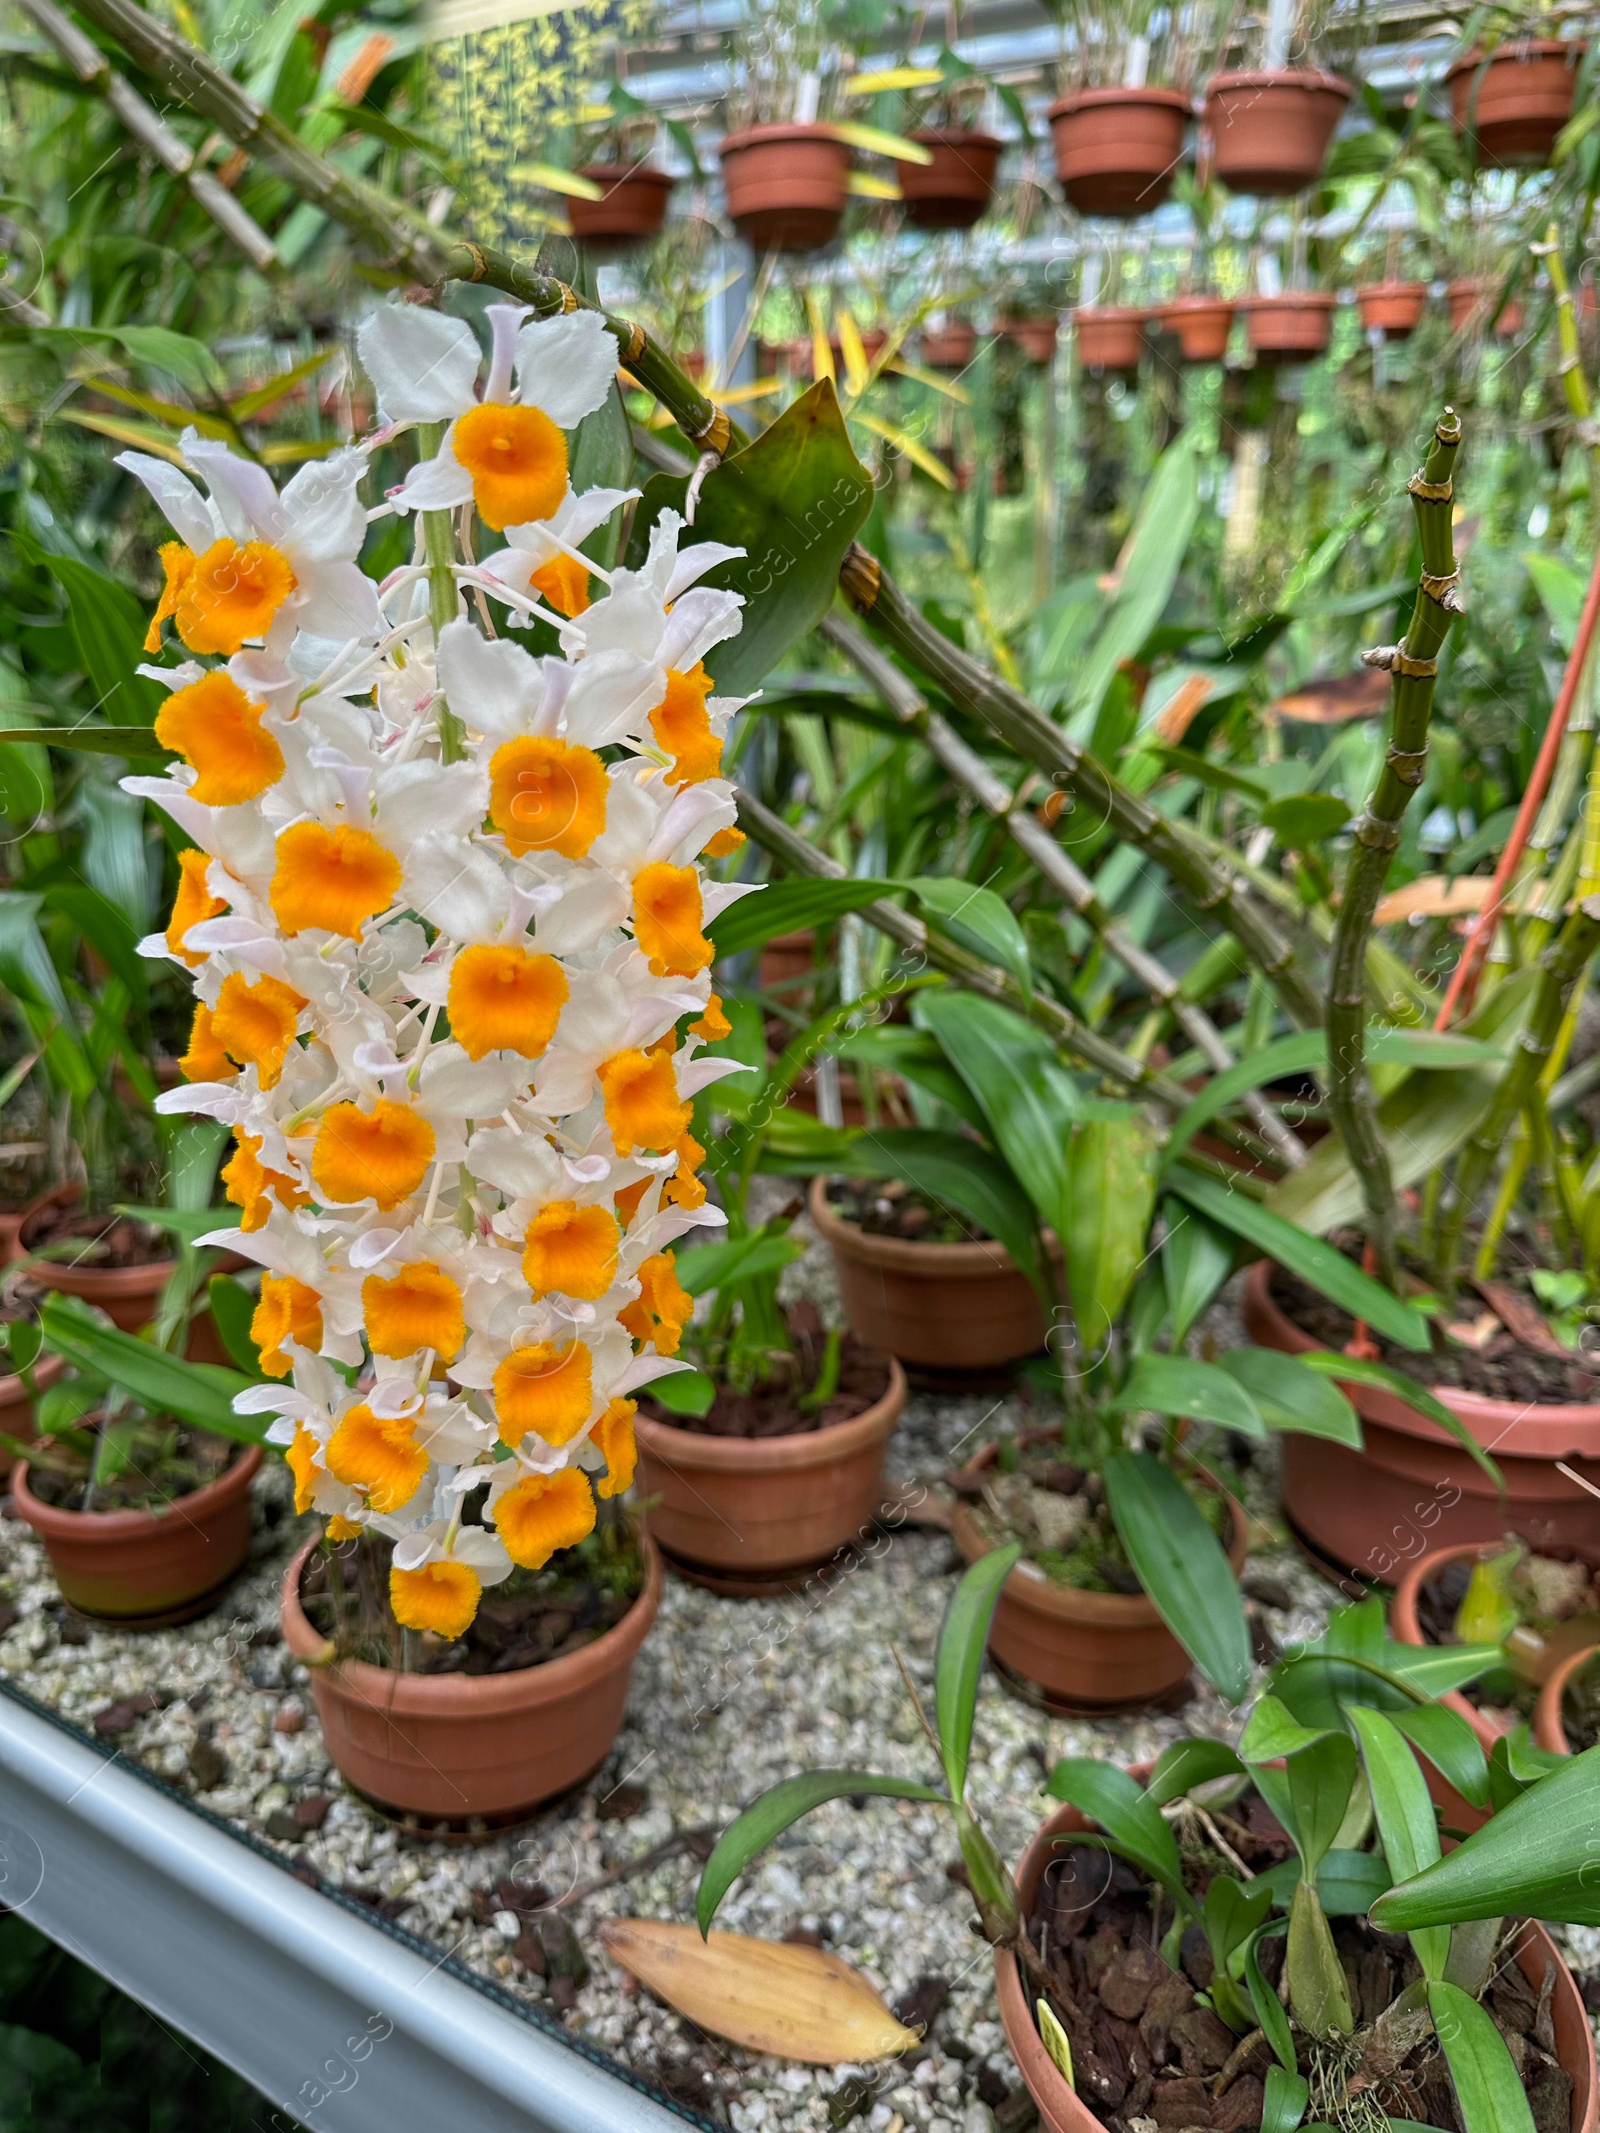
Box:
xmin=126 ymin=296 xmax=756 ymax=1639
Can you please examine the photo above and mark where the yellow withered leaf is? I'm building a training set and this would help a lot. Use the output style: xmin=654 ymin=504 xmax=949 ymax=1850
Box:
xmin=598 ymin=1921 xmax=921 ymax=2063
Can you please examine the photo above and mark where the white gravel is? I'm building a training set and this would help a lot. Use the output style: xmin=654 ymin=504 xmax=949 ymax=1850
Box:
xmin=2 ymin=1247 xmax=1592 ymax=2130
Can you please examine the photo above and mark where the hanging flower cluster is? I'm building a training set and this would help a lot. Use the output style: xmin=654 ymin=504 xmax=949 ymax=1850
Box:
xmin=119 ymin=300 xmax=755 ymax=1639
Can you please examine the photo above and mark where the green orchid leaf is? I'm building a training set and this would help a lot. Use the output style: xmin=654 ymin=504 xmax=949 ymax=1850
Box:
xmin=1145 ymin=1737 xmax=1247 ymax=1807
xmin=710 ymin=875 xmax=896 ymax=957
xmin=1247 ymin=1931 xmax=1298 ymax=2077
xmin=204 ymin=1273 xmax=264 ymax=1378
xmin=910 ymin=879 xmax=1031 ymax=999
xmin=1044 ymin=1757 xmax=1186 ymax=1906
xmin=1350 ymin=1707 xmax=1449 ymax=1980
xmin=1112 ymin=1352 xmax=1266 ymax=1435
xmin=697 ymin=1771 xmax=948 ymax=1935
xmin=1215 ymin=1348 xmax=1362 ymax=1446
xmin=1385 ymin=1703 xmax=1491 ymax=1813
xmin=1161 ymin=1200 xmax=1236 ymax=1346
xmin=1261 ymin=2063 xmax=1310 ymax=2131
xmin=37 ymin=1294 xmax=263 ymax=1444
xmin=641 ymin=1368 xmax=717 ymax=1418
xmin=1428 ymin=1979 xmax=1537 ymax=2133
xmin=1103 ymin=1451 xmax=1252 ymax=1704
xmin=934 ymin=1543 xmax=1021 ymax=1803
xmin=1065 ymin=1108 xmax=1162 ymax=1354
xmin=1292 ymin=1351 xmax=1502 ymax=1491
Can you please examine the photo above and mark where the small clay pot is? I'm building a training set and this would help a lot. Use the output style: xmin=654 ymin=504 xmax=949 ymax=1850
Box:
xmin=809 ymin=1177 xmax=1052 ymax=1372
xmin=0 ymin=1352 xmax=66 ymax=1484
xmin=1536 ymin=1642 xmax=1599 ymax=1755
xmin=0 ymin=1208 xmax=29 ymax=1264
xmin=280 ymin=1531 xmax=661 ymax=1821
xmin=1243 ymin=1261 xmax=1600 ymax=1572
xmin=899 ymin=128 xmax=1001 ymax=230
xmin=999 ymin=316 xmax=1059 ymax=365
xmin=1161 ymin=295 xmax=1235 ymax=362
xmin=949 ymin=1440 xmax=1249 ymax=1711
xmin=567 ymin=163 xmax=673 ymax=249
xmin=634 ymin=1358 xmax=905 ymax=1586
xmin=1447 ymin=276 xmax=1490 ymax=333
xmin=17 ymin=1184 xmax=176 ymax=1334
xmin=759 ymin=927 xmax=816 ymax=991
xmin=1047 ymin=87 xmax=1190 ymax=217
xmin=1356 ymin=280 xmax=1429 ymax=337
xmin=719 ymin=124 xmax=850 ymax=252
xmin=997 ymin=1795 xmax=1598 ymax=2133
xmin=921 ymin=320 xmax=979 ymax=371
xmin=1244 ymin=290 xmax=1337 ymax=363
xmin=1447 ymin=40 xmax=1584 ymax=168
xmin=1389 ymin=1542 xmax=1516 ymax=1831
xmin=1203 ymin=68 xmax=1352 ymax=196
xmin=1074 ymin=306 xmax=1145 ymax=372
xmin=12 ymin=1443 xmax=262 ymax=1623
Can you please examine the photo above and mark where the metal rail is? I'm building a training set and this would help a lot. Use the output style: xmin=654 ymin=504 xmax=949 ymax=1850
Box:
xmin=0 ymin=1683 xmax=710 ymax=2133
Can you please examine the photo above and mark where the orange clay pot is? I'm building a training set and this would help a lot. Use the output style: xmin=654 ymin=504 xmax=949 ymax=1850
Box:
xmin=1047 ymin=87 xmax=1190 ymax=216
xmin=280 ymin=1530 xmax=661 ymax=1822
xmin=809 ymin=1177 xmax=1051 ymax=1372
xmin=17 ymin=1185 xmax=176 ymax=1334
xmin=1073 ymin=306 xmax=1145 ymax=371
xmin=1244 ymin=290 xmax=1337 ymax=362
xmin=633 ymin=1358 xmax=905 ymax=1585
xmin=1447 ymin=40 xmax=1584 ymax=167
xmin=1536 ymin=1641 xmax=1600 ymax=1755
xmin=1203 ymin=68 xmax=1351 ymax=195
xmin=1243 ymin=1261 xmax=1600 ymax=1575
xmin=899 ymin=128 xmax=1001 ymax=230
xmin=920 ymin=320 xmax=979 ymax=370
xmin=1389 ymin=1541 xmax=1519 ymax=1830
xmin=567 ymin=163 xmax=673 ymax=249
xmin=996 ymin=1795 xmax=1598 ymax=2133
xmin=949 ymin=1440 xmax=1248 ymax=1711
xmin=1356 ymin=280 xmax=1429 ymax=337
xmin=1161 ymin=296 xmax=1234 ymax=362
xmin=758 ymin=927 xmax=815 ymax=991
xmin=12 ymin=1444 xmax=262 ymax=1623
xmin=0 ymin=1352 xmax=67 ymax=1484
xmin=718 ymin=125 xmax=850 ymax=252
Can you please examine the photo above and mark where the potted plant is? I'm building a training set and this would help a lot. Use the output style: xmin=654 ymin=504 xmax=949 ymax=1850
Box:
xmin=633 ymin=992 xmax=906 ymax=1591
xmin=920 ymin=312 xmax=980 ymax=370
xmin=1046 ymin=0 xmax=1200 ymax=217
xmin=1202 ymin=0 xmax=1353 ymax=195
xmin=864 ymin=45 xmax=1012 ymax=230
xmin=1445 ymin=20 xmax=1588 ymax=169
xmin=1238 ymin=408 xmax=1600 ymax=1569
xmin=107 ymin=300 xmax=746 ymax=1814
xmin=564 ymin=84 xmax=685 ymax=250
xmin=1355 ymin=233 xmax=1431 ymax=338
xmin=697 ymin=1559 xmax=1600 ymax=2132
xmin=9 ymin=1297 xmax=263 ymax=1623
xmin=1158 ymin=170 xmax=1235 ymax=360
xmin=1074 ymin=305 xmax=1146 ymax=371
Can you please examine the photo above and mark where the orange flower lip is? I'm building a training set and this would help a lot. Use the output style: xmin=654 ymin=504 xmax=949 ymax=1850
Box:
xmin=453 ymin=402 xmax=568 ymax=531
xmin=270 ymin=821 xmax=401 ymax=938
xmin=591 ymin=1396 xmax=638 ymax=1499
xmin=165 ymin=848 xmax=228 ymax=968
xmin=210 ymin=971 xmax=306 ymax=1090
xmin=172 ymin=538 xmax=297 ymax=655
xmin=487 ymin=736 xmax=608 ymax=859
xmin=312 ymin=1097 xmax=436 ymax=1211
xmin=155 ymin=670 xmax=284 ymax=806
xmin=632 ymin=861 xmax=713 ymax=978
xmin=492 ymin=1339 xmax=593 ymax=1448
xmin=222 ymin=1128 xmax=308 ymax=1232
xmin=598 ymin=1047 xmax=691 ymax=1156
xmin=620 ymin=1250 xmax=692 ymax=1357
xmin=326 ymin=1402 xmax=428 ymax=1514
xmin=522 ymin=1199 xmax=620 ymax=1301
xmin=530 ymin=552 xmax=590 ymax=618
xmin=391 ymin=1558 xmax=481 ymax=1638
xmin=362 ymin=1260 xmax=465 ymax=1361
xmin=495 ymin=1467 xmax=595 ymax=1569
xmin=649 ymin=664 xmax=722 ymax=787
xmin=448 ymin=943 xmax=568 ymax=1061
xmin=251 ymin=1273 xmax=323 ymax=1378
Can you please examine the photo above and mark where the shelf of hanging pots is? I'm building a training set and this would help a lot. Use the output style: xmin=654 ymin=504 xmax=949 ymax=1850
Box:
xmin=1241 ymin=1261 xmax=1600 ymax=1569
xmin=717 ymin=124 xmax=851 ymax=251
xmin=566 ymin=162 xmax=674 ymax=249
xmin=1446 ymin=39 xmax=1586 ymax=168
xmin=1046 ymin=86 xmax=1191 ymax=216
xmin=899 ymin=126 xmax=1002 ymax=228
xmin=1159 ymin=294 xmax=1235 ymax=362
xmin=1243 ymin=290 xmax=1337 ymax=363
xmin=1355 ymin=279 xmax=1430 ymax=338
xmin=1202 ymin=67 xmax=1352 ymax=194
xmin=1073 ymin=305 xmax=1146 ymax=372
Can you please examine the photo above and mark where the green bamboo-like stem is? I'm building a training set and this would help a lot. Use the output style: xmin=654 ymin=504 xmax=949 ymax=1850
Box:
xmin=733 ymin=786 xmax=1272 ymax=1167
xmin=1537 ymin=226 xmax=1600 ymax=508
xmin=414 ymin=423 xmax=466 ymax=763
xmin=836 ymin=547 xmax=1325 ymax=1031
xmin=1325 ymin=410 xmax=1464 ymax=1295
xmin=1440 ymin=893 xmax=1600 ymax=1289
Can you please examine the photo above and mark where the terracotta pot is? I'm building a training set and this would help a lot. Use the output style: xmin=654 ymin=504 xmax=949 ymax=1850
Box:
xmin=1389 ymin=1544 xmax=1516 ymax=1834
xmin=950 ymin=1440 xmax=1248 ymax=1710
xmin=1073 ymin=306 xmax=1145 ymax=371
xmin=16 ymin=1184 xmax=176 ymax=1334
xmin=718 ymin=124 xmax=850 ymax=252
xmin=997 ymin=1795 xmax=1598 ymax=2133
xmin=1203 ymin=68 xmax=1352 ymax=195
xmin=809 ymin=1177 xmax=1051 ymax=1371
xmin=1047 ymin=87 xmax=1190 ymax=217
xmin=1447 ymin=40 xmax=1583 ymax=167
xmin=759 ymin=927 xmax=815 ymax=991
xmin=1497 ymin=297 xmax=1527 ymax=339
xmin=0 ymin=1208 xmax=28 ymax=1264
xmin=921 ymin=320 xmax=978 ymax=370
xmin=634 ymin=1358 xmax=905 ymax=1581
xmin=1161 ymin=295 xmax=1235 ymax=362
xmin=1244 ymin=291 xmax=1337 ymax=362
xmin=1243 ymin=1261 xmax=1600 ymax=1571
xmin=899 ymin=128 xmax=1001 ymax=230
xmin=567 ymin=163 xmax=673 ymax=248
xmin=1447 ymin=276 xmax=1490 ymax=332
xmin=1535 ymin=1641 xmax=1599 ymax=1755
xmin=0 ymin=1352 xmax=66 ymax=1484
xmin=1000 ymin=316 xmax=1059 ymax=364
xmin=12 ymin=1443 xmax=262 ymax=1623
xmin=281 ymin=1532 xmax=661 ymax=1820
xmin=1356 ymin=279 xmax=1429 ymax=337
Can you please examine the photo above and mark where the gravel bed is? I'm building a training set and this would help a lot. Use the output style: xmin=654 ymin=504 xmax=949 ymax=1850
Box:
xmin=2 ymin=1247 xmax=1594 ymax=2133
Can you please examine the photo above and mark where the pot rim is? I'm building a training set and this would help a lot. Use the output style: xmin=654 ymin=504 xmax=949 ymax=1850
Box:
xmin=0 ymin=1351 xmax=66 ymax=1404
xmin=996 ymin=1793 xmax=1597 ymax=2130
xmin=575 ymin=161 xmax=675 ymax=188
xmin=906 ymin=125 xmax=1004 ymax=149
xmin=280 ymin=1523 xmax=663 ymax=1715
xmin=635 ymin=1354 xmax=906 ymax=1474
xmin=1072 ymin=304 xmax=1149 ymax=324
xmin=1204 ymin=65 xmax=1354 ymax=96
xmin=1445 ymin=36 xmax=1585 ymax=79
xmin=1356 ymin=279 xmax=1430 ymax=297
xmin=1245 ymin=1260 xmax=1600 ymax=1450
xmin=1243 ymin=291 xmax=1339 ymax=312
xmin=809 ymin=1175 xmax=1058 ymax=1278
xmin=1536 ymin=1640 xmax=1598 ymax=1755
xmin=17 ymin=1182 xmax=178 ymax=1291
xmin=1162 ymin=294 xmax=1235 ymax=315
xmin=12 ymin=1439 xmax=263 ymax=1539
xmin=718 ymin=123 xmax=852 ymax=153
xmin=1389 ymin=1539 xmax=1526 ymax=1751
xmin=1047 ymin=85 xmax=1193 ymax=117
xmin=949 ymin=1436 xmax=1248 ymax=1627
